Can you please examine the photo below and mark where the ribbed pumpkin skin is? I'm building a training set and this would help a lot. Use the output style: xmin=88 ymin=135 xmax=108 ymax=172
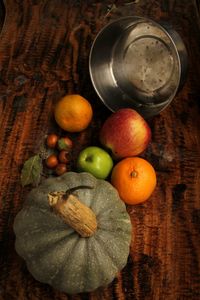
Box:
xmin=14 ymin=172 xmax=132 ymax=294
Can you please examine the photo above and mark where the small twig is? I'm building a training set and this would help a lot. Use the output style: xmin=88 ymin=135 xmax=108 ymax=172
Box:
xmin=103 ymin=4 xmax=117 ymax=19
xmin=103 ymin=1 xmax=140 ymax=19
xmin=124 ymin=0 xmax=140 ymax=5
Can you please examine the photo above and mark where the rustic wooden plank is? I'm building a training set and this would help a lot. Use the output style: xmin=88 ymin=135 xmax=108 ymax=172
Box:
xmin=0 ymin=0 xmax=200 ymax=299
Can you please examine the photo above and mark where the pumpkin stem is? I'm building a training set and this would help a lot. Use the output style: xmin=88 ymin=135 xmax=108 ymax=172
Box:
xmin=48 ymin=190 xmax=97 ymax=238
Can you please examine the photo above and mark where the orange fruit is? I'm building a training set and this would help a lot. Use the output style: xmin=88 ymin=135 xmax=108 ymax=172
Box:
xmin=111 ymin=157 xmax=156 ymax=205
xmin=54 ymin=94 xmax=93 ymax=132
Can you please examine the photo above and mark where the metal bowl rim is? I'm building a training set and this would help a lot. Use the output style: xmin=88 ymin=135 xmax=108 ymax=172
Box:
xmin=89 ymin=15 xmax=182 ymax=114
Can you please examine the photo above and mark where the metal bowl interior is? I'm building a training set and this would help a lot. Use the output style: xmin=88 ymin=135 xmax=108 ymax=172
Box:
xmin=89 ymin=16 xmax=183 ymax=118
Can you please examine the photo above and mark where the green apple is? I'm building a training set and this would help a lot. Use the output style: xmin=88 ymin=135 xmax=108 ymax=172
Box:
xmin=77 ymin=146 xmax=113 ymax=179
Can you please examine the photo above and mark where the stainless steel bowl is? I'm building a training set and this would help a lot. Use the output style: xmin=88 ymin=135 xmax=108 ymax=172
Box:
xmin=89 ymin=16 xmax=188 ymax=118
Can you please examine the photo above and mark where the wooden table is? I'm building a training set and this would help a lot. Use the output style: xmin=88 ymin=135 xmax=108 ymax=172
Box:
xmin=0 ymin=1 xmax=200 ymax=299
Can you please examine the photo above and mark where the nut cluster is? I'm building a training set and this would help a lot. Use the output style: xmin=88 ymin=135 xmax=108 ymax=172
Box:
xmin=45 ymin=134 xmax=73 ymax=176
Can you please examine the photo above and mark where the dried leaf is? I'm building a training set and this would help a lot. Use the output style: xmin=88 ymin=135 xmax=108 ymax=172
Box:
xmin=21 ymin=154 xmax=43 ymax=187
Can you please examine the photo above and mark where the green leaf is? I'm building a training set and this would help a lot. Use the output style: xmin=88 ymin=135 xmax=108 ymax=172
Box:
xmin=21 ymin=154 xmax=43 ymax=187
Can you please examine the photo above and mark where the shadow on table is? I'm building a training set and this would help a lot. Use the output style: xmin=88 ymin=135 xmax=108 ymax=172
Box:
xmin=0 ymin=0 xmax=5 ymax=34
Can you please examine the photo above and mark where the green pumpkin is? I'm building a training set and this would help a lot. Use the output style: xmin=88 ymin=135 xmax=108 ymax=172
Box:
xmin=14 ymin=172 xmax=132 ymax=294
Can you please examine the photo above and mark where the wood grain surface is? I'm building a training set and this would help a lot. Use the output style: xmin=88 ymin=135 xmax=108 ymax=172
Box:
xmin=0 ymin=0 xmax=200 ymax=299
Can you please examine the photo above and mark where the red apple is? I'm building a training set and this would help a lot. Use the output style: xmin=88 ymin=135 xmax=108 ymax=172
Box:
xmin=99 ymin=108 xmax=151 ymax=160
